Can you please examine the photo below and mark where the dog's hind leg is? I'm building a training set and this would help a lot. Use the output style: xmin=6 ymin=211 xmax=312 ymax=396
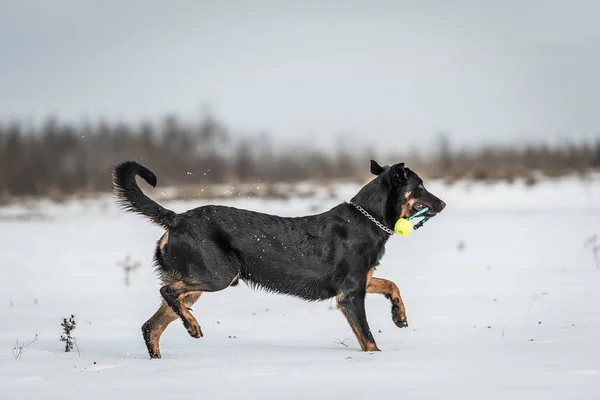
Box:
xmin=336 ymin=290 xmax=380 ymax=352
xmin=157 ymin=229 xmax=240 ymax=344
xmin=159 ymin=282 xmax=206 ymax=339
xmin=142 ymin=292 xmax=201 ymax=359
xmin=366 ymin=269 xmax=408 ymax=328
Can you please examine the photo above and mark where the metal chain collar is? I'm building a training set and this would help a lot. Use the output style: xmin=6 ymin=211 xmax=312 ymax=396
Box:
xmin=348 ymin=201 xmax=395 ymax=236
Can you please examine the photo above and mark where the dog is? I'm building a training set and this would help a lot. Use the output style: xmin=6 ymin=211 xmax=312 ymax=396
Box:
xmin=111 ymin=159 xmax=445 ymax=358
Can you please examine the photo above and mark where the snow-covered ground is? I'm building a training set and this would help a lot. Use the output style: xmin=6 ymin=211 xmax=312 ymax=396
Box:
xmin=1 ymin=175 xmax=600 ymax=399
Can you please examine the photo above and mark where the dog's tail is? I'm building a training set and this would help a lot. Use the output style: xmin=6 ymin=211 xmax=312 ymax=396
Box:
xmin=110 ymin=161 xmax=176 ymax=229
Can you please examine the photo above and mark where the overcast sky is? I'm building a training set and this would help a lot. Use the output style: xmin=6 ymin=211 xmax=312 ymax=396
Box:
xmin=1 ymin=0 xmax=599 ymax=152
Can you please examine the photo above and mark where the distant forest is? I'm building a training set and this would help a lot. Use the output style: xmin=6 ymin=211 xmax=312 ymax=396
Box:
xmin=1 ymin=112 xmax=599 ymax=201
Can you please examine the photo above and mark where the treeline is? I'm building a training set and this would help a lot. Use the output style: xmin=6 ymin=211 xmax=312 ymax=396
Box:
xmin=0 ymin=114 xmax=374 ymax=200
xmin=423 ymin=135 xmax=600 ymax=183
xmin=0 ymin=114 xmax=599 ymax=201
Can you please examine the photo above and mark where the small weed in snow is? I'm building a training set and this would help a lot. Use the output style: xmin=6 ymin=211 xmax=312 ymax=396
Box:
xmin=117 ymin=255 xmax=141 ymax=287
xmin=334 ymin=338 xmax=351 ymax=347
xmin=12 ymin=334 xmax=38 ymax=359
xmin=60 ymin=314 xmax=79 ymax=355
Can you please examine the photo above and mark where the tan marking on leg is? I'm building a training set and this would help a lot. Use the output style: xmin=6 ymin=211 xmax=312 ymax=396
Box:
xmin=143 ymin=292 xmax=201 ymax=359
xmin=364 ymin=341 xmax=380 ymax=351
xmin=367 ymin=277 xmax=408 ymax=327
xmin=366 ymin=267 xmax=375 ymax=287
xmin=143 ymin=301 xmax=177 ymax=359
xmin=336 ymin=295 xmax=381 ymax=352
xmin=177 ymin=291 xmax=203 ymax=338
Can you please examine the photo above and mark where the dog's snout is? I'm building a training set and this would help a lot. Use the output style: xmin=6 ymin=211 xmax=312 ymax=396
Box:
xmin=434 ymin=199 xmax=446 ymax=212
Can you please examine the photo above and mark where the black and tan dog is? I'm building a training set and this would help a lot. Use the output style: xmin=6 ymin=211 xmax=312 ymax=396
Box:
xmin=111 ymin=159 xmax=445 ymax=358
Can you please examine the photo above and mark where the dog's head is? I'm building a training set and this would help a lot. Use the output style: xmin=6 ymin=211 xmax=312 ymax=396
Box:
xmin=370 ymin=159 xmax=446 ymax=220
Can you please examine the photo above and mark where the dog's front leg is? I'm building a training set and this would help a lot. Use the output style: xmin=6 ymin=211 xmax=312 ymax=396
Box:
xmin=366 ymin=276 xmax=408 ymax=328
xmin=336 ymin=290 xmax=380 ymax=352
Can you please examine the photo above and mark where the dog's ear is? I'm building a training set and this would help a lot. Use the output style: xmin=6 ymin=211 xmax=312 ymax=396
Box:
xmin=389 ymin=163 xmax=408 ymax=186
xmin=370 ymin=159 xmax=385 ymax=175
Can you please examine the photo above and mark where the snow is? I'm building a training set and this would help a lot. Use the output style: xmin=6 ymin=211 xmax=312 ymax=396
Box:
xmin=1 ymin=175 xmax=600 ymax=399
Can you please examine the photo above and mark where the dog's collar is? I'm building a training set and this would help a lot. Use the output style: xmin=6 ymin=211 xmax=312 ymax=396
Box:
xmin=348 ymin=201 xmax=395 ymax=236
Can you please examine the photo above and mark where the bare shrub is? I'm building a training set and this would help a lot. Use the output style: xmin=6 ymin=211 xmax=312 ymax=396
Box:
xmin=117 ymin=255 xmax=141 ymax=287
xmin=12 ymin=334 xmax=38 ymax=359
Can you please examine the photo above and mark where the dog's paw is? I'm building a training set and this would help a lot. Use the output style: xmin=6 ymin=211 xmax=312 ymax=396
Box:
xmin=392 ymin=314 xmax=409 ymax=328
xmin=391 ymin=305 xmax=408 ymax=328
xmin=365 ymin=343 xmax=381 ymax=352
xmin=184 ymin=320 xmax=203 ymax=338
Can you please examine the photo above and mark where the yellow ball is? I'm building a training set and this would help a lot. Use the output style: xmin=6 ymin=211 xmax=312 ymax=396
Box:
xmin=394 ymin=218 xmax=413 ymax=236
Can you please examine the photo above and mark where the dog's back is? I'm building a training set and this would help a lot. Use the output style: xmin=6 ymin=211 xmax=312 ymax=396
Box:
xmin=159 ymin=204 xmax=386 ymax=301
